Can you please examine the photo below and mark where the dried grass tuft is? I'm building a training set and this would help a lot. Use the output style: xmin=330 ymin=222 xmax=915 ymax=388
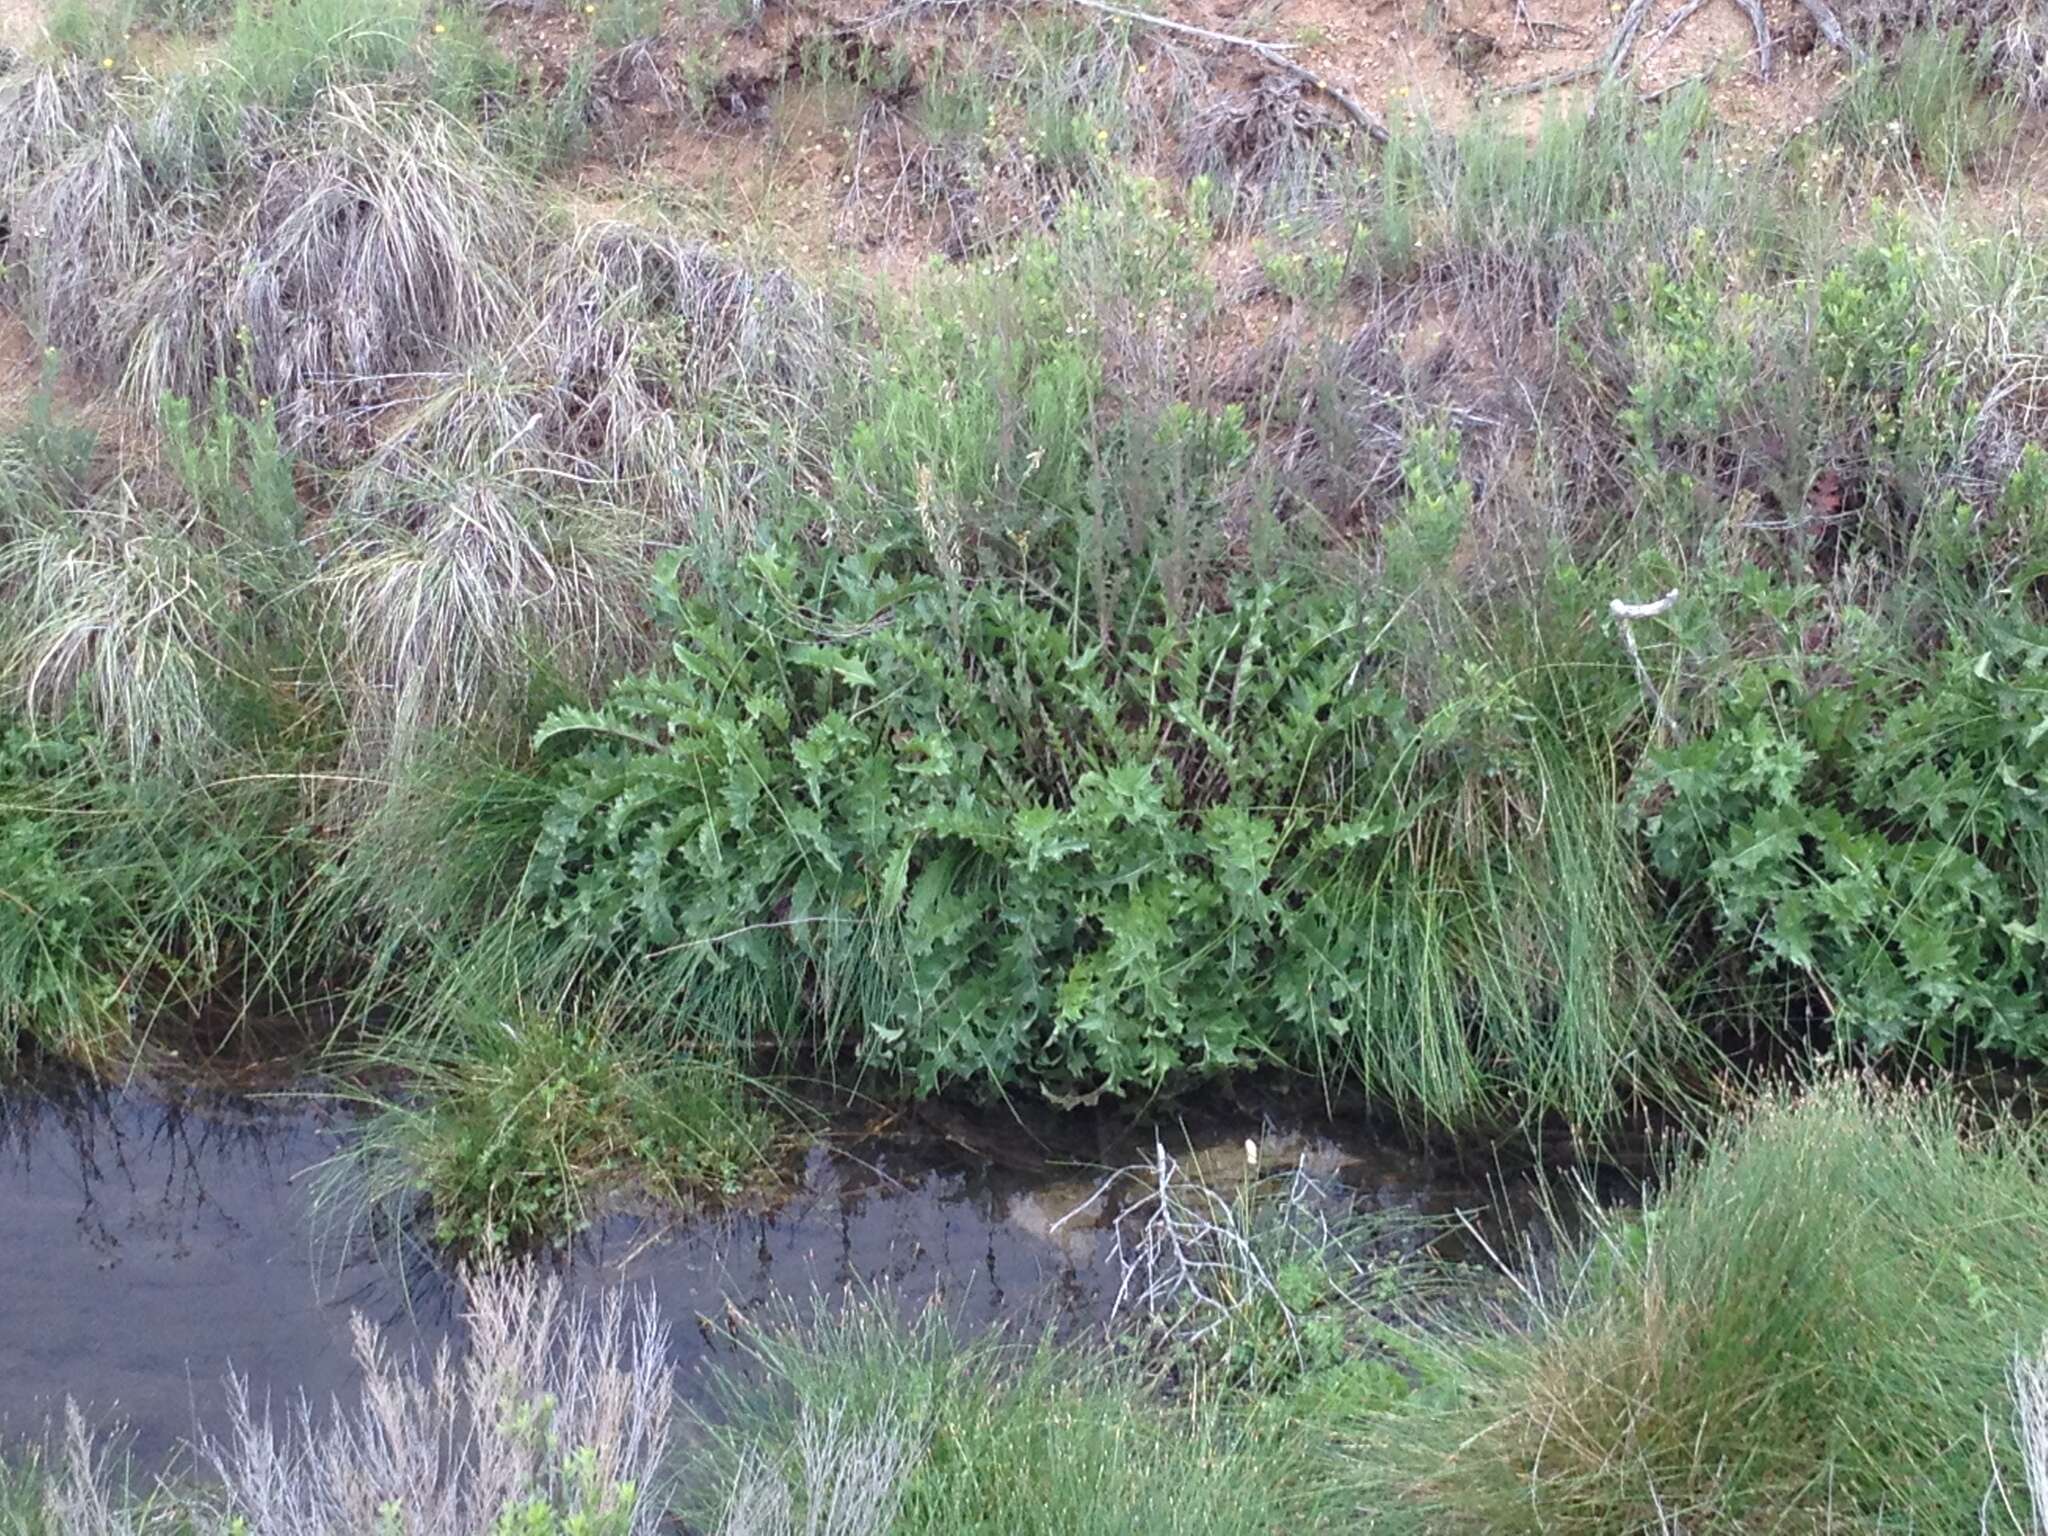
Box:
xmin=715 ymin=1406 xmax=915 ymax=1536
xmin=200 ymin=1266 xmax=675 ymax=1536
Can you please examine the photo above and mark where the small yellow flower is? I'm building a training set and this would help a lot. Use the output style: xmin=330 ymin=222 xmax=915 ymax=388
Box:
xmin=99 ymin=56 xmax=115 ymax=68
xmin=583 ymin=3 xmax=595 ymax=12
xmin=433 ymin=20 xmax=447 ymax=33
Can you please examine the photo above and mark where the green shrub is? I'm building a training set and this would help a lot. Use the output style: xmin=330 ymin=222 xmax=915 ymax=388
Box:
xmin=339 ymin=1009 xmax=775 ymax=1254
xmin=513 ymin=515 xmax=1681 ymax=1125
xmin=1358 ymin=1078 xmax=2048 ymax=1533
xmin=1642 ymin=590 xmax=2048 ymax=1061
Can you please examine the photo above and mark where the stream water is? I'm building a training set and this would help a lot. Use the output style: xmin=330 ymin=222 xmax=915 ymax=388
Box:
xmin=0 ymin=1075 xmax=1596 ymax=1468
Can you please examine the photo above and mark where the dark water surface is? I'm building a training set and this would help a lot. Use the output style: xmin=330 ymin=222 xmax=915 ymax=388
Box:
xmin=0 ymin=1077 xmax=1570 ymax=1466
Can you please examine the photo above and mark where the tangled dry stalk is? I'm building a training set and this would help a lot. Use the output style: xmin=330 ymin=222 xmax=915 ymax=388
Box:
xmin=40 ymin=1268 xmax=675 ymax=1536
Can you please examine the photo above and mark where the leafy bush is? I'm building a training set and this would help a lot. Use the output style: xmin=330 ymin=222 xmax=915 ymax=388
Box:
xmin=1643 ymin=592 xmax=2048 ymax=1060
xmin=516 ymin=506 xmax=1678 ymax=1123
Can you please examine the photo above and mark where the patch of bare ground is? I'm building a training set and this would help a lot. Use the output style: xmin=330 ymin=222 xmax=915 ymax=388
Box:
xmin=497 ymin=0 xmax=1895 ymax=281
xmin=0 ymin=0 xmax=37 ymax=52
xmin=0 ymin=311 xmax=155 ymax=453
xmin=1952 ymin=111 xmax=2048 ymax=220
xmin=0 ymin=312 xmax=70 ymax=431
xmin=1147 ymin=0 xmax=1850 ymax=137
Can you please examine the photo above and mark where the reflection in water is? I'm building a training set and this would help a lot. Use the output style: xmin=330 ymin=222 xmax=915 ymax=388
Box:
xmin=0 ymin=1082 xmax=399 ymax=1464
xmin=0 ymin=1078 xmax=1563 ymax=1467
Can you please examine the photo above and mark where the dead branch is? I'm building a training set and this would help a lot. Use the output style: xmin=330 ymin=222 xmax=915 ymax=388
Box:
xmin=1512 ymin=1 xmax=1589 ymax=46
xmin=1641 ymin=69 xmax=1710 ymax=102
xmin=1495 ymin=60 xmax=1600 ymax=98
xmin=1797 ymin=0 xmax=1866 ymax=62
xmin=1601 ymin=0 xmax=1658 ymax=84
xmin=1060 ymin=0 xmax=1390 ymax=143
xmin=1638 ymin=0 xmax=1711 ymax=68
xmin=1730 ymin=0 xmax=1773 ymax=81
xmin=1494 ymin=0 xmax=1658 ymax=101
xmin=1610 ymin=590 xmax=1681 ymax=743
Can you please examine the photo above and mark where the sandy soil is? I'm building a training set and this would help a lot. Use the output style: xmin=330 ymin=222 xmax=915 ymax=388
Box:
xmin=0 ymin=313 xmax=48 ymax=428
xmin=0 ymin=0 xmax=38 ymax=51
xmin=520 ymin=0 xmax=1916 ymax=290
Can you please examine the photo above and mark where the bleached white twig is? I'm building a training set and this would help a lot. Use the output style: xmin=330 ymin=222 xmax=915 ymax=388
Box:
xmin=1610 ymin=590 xmax=1681 ymax=745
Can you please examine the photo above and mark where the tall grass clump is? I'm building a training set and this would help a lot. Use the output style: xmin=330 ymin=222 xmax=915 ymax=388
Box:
xmin=1357 ymin=1078 xmax=2048 ymax=1533
xmin=0 ymin=383 xmax=321 ymax=1066
xmin=120 ymin=90 xmax=526 ymax=458
xmin=698 ymin=1303 xmax=1336 ymax=1536
xmin=331 ymin=1006 xmax=777 ymax=1256
xmin=0 ymin=383 xmax=310 ymax=775
xmin=0 ymin=2 xmax=529 ymax=452
xmin=1832 ymin=26 xmax=2019 ymax=180
xmin=317 ymin=216 xmax=830 ymax=778
xmin=0 ymin=714 xmax=322 ymax=1066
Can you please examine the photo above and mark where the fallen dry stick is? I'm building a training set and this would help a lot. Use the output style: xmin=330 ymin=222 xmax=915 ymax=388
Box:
xmin=1797 ymin=0 xmax=1866 ymax=61
xmin=1729 ymin=0 xmax=1772 ymax=80
xmin=1500 ymin=0 xmax=1658 ymax=103
xmin=1611 ymin=590 xmax=1682 ymax=743
xmin=1062 ymin=0 xmax=1391 ymax=143
xmin=1601 ymin=0 xmax=1658 ymax=83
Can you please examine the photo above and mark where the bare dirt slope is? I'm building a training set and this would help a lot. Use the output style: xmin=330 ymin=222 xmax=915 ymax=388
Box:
xmin=0 ymin=0 xmax=38 ymax=51
xmin=466 ymin=0 xmax=1925 ymax=290
xmin=1268 ymin=0 xmax=1837 ymax=143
